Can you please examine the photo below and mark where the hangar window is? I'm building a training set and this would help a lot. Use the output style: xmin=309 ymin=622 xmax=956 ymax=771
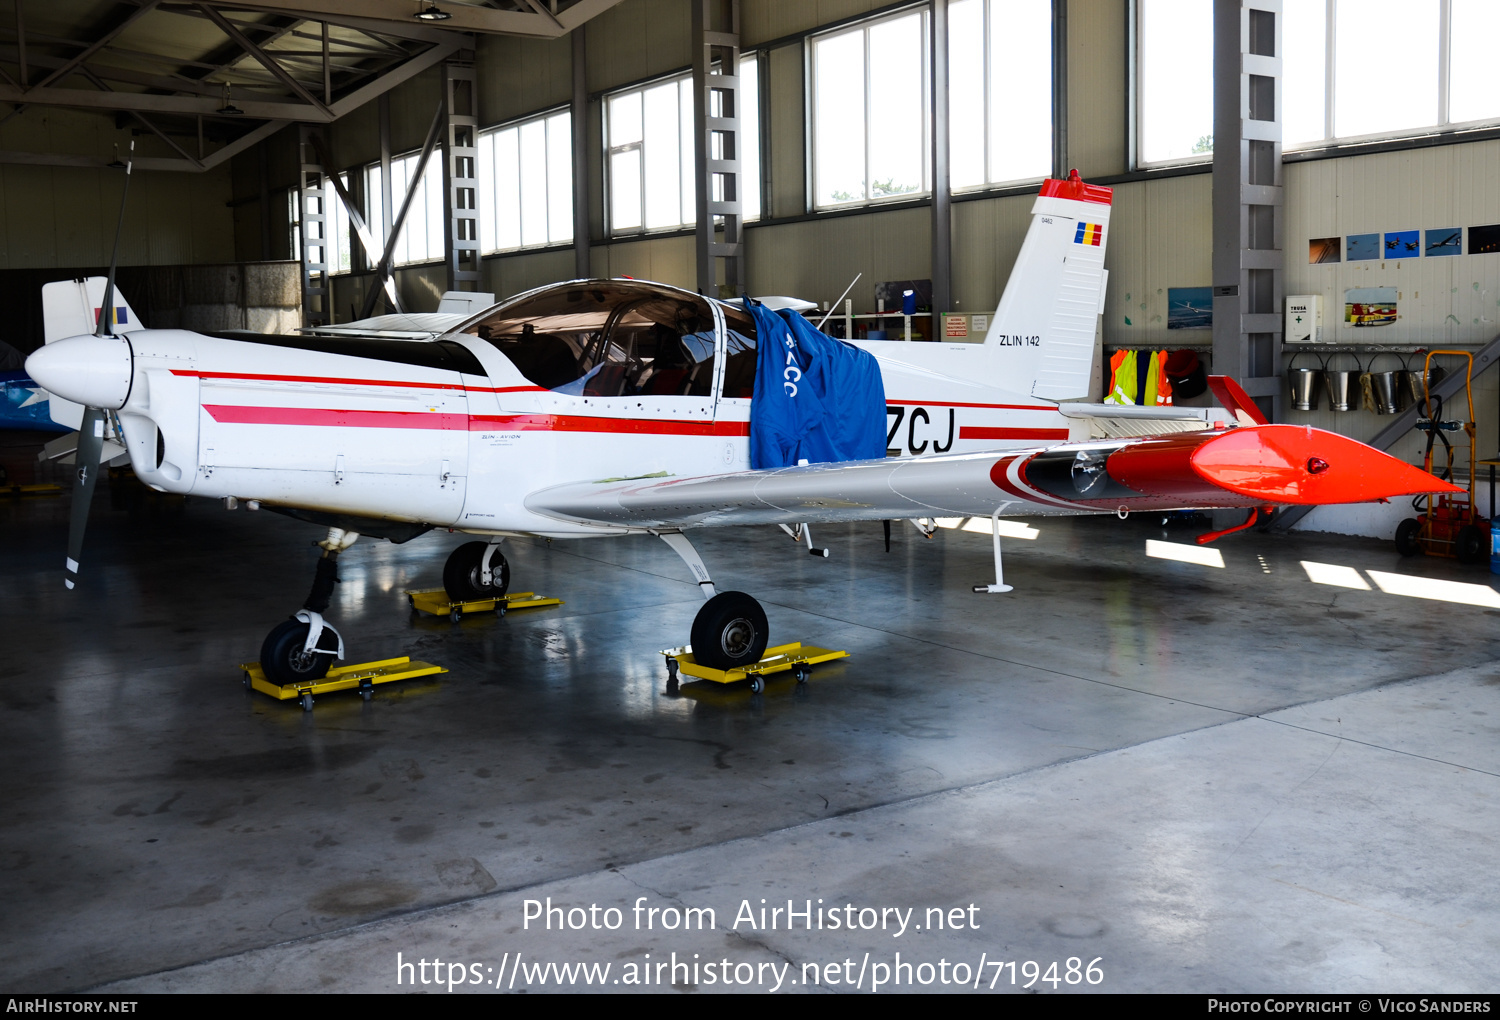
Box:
xmin=1136 ymin=0 xmax=1215 ymax=165
xmin=605 ymin=57 xmax=760 ymax=236
xmin=947 ymin=0 xmax=1053 ymax=192
xmin=462 ymin=282 xmax=757 ymax=398
xmin=476 ymin=109 xmax=574 ymax=252
xmin=810 ymin=9 xmax=930 ymax=209
xmin=363 ymin=151 xmax=445 ymax=266
xmin=289 ymin=176 xmax=353 ymax=274
xmin=1137 ymin=0 xmax=1500 ymax=165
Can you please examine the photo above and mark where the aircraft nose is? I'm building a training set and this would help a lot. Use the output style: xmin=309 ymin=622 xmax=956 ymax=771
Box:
xmin=25 ymin=334 xmax=134 ymax=410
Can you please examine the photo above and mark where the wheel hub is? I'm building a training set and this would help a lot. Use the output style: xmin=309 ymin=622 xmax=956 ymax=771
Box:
xmin=721 ymin=617 xmax=755 ymax=658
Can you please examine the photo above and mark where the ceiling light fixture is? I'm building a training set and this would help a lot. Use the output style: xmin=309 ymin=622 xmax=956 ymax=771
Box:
xmin=217 ymin=82 xmax=244 ymax=116
xmin=414 ymin=3 xmax=452 ymax=20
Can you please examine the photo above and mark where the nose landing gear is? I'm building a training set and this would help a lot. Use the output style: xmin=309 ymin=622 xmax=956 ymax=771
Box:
xmin=258 ymin=528 xmax=357 ymax=686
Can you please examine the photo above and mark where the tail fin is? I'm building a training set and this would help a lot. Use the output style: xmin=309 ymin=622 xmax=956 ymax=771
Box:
xmin=40 ymin=277 xmax=142 ymax=428
xmin=982 ymin=170 xmax=1111 ymax=401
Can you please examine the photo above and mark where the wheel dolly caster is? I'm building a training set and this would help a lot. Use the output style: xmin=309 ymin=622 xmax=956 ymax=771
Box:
xmin=359 ymin=679 xmax=374 ymax=702
xmin=299 ymin=692 xmax=314 ymax=712
xmin=793 ymin=666 xmax=809 ymax=684
xmin=749 ymin=675 xmax=765 ymax=694
xmin=665 ymin=657 xmax=679 ymax=694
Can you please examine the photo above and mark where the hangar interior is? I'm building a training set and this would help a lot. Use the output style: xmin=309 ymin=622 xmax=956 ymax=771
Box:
xmin=3 ymin=0 xmax=1499 ymax=994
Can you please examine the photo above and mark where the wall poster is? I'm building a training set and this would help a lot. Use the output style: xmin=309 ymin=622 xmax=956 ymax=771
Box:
xmin=1346 ymin=233 xmax=1381 ymax=261
xmin=1345 ymin=286 xmax=1398 ymax=327
xmin=1425 ymin=228 xmax=1461 ymax=256
xmin=1385 ymin=230 xmax=1419 ymax=258
xmin=1166 ymin=287 xmax=1213 ymax=329
xmin=1308 ymin=237 xmax=1341 ymax=263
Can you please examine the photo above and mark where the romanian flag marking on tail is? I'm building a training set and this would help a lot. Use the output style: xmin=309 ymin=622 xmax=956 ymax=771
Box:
xmin=1074 ymin=222 xmax=1103 ymax=246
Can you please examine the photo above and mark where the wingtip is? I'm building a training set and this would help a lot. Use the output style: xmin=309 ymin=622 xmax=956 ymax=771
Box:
xmin=1192 ymin=425 xmax=1464 ymax=505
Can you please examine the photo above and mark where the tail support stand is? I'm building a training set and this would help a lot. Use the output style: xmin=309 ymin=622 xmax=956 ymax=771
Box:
xmin=973 ymin=509 xmax=1015 ymax=594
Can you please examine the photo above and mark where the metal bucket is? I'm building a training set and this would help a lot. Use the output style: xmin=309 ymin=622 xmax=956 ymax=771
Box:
xmin=1324 ymin=353 xmax=1362 ymax=412
xmin=1287 ymin=351 xmax=1323 ymax=411
xmin=1400 ymin=354 xmax=1423 ymax=411
xmin=1368 ymin=352 xmax=1402 ymax=414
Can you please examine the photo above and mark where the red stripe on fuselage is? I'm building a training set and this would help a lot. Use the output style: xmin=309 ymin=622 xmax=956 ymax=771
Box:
xmin=201 ymin=403 xmax=750 ymax=437
xmin=887 ymin=399 xmax=1060 ymax=411
xmin=470 ymin=414 xmax=750 ymax=437
xmin=203 ymin=405 xmax=469 ymax=430
xmin=960 ymin=426 xmax=1070 ymax=441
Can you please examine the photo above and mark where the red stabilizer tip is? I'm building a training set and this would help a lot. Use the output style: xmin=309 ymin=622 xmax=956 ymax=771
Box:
xmin=1191 ymin=425 xmax=1464 ymax=505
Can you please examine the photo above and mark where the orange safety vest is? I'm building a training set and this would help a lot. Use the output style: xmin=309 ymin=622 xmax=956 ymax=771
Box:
xmin=1106 ymin=350 xmax=1173 ymax=406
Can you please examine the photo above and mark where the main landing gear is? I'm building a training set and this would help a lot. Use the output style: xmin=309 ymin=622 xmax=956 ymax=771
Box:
xmin=258 ymin=527 xmax=357 ymax=686
xmin=656 ymin=530 xmax=769 ymax=671
xmin=442 ymin=539 xmax=510 ymax=602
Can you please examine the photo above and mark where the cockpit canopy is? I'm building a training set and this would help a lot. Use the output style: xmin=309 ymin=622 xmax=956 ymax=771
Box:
xmin=461 ymin=280 xmax=757 ymax=398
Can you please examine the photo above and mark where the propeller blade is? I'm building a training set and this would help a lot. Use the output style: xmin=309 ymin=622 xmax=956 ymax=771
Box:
xmin=64 ymin=406 xmax=107 ymax=589
xmin=66 ymin=140 xmax=131 ymax=588
xmin=96 ymin=142 xmax=133 ymax=338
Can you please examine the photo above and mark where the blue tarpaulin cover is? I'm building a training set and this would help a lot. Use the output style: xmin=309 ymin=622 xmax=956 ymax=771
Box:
xmin=745 ymin=301 xmax=887 ymax=470
xmin=0 ymin=372 xmax=68 ymax=433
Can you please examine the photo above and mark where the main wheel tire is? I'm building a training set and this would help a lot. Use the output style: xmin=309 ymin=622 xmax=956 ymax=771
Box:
xmin=260 ymin=619 xmax=335 ymax=687
xmin=690 ymin=591 xmax=769 ymax=671
xmin=1395 ymin=518 xmax=1423 ymax=557
xmin=1456 ymin=524 xmax=1487 ymax=565
xmin=443 ymin=542 xmax=510 ymax=602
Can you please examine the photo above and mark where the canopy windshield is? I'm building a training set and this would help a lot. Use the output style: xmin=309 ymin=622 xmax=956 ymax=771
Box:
xmin=463 ymin=281 xmax=729 ymax=397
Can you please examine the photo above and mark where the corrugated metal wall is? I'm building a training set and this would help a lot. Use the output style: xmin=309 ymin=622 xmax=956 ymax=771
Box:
xmin=0 ymin=106 xmax=237 ymax=271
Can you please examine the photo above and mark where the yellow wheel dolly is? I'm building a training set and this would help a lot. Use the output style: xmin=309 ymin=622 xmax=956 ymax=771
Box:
xmin=661 ymin=642 xmax=849 ymax=694
xmin=240 ymin=656 xmax=447 ymax=711
xmin=406 ymin=588 xmax=563 ymax=623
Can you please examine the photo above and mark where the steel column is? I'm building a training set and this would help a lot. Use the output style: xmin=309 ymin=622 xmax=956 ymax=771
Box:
xmin=1052 ymin=0 xmax=1069 ymax=177
xmin=930 ymin=0 xmax=951 ymax=319
xmin=691 ymin=0 xmax=743 ymax=298
xmin=1212 ymin=0 xmax=1284 ymax=421
xmin=572 ymin=26 xmax=590 ymax=279
xmin=443 ymin=54 xmax=481 ymax=292
xmin=297 ymin=124 xmax=329 ymax=327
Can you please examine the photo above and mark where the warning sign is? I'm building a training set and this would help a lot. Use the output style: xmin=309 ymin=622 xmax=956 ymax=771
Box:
xmin=943 ymin=314 xmax=969 ymax=338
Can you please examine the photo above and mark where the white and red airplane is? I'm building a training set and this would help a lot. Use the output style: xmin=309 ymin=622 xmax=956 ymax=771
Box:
xmin=27 ymin=171 xmax=1457 ymax=686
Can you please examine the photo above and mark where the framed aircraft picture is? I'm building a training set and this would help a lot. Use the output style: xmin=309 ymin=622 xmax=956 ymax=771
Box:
xmin=1470 ymin=224 xmax=1500 ymax=255
xmin=1424 ymin=228 xmax=1461 ymax=256
xmin=1346 ymin=232 xmax=1381 ymax=261
xmin=1385 ymin=230 xmax=1419 ymax=259
xmin=1308 ymin=237 xmax=1341 ymax=264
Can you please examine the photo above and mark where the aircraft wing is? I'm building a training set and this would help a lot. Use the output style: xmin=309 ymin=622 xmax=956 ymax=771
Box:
xmin=525 ymin=424 xmax=1459 ymax=531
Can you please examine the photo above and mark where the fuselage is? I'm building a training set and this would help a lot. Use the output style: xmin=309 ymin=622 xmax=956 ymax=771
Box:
xmin=68 ymin=284 xmax=1109 ymax=538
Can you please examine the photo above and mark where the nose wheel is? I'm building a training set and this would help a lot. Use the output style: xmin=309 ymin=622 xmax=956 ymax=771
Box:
xmin=260 ymin=617 xmax=339 ymax=686
xmin=259 ymin=527 xmax=356 ymax=687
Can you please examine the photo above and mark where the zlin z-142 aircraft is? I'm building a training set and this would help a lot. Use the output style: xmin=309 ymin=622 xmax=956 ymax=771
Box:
xmin=27 ymin=171 xmax=1457 ymax=686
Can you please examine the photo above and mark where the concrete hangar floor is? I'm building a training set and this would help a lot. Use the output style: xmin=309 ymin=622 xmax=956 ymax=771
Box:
xmin=2 ymin=476 xmax=1498 ymax=994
